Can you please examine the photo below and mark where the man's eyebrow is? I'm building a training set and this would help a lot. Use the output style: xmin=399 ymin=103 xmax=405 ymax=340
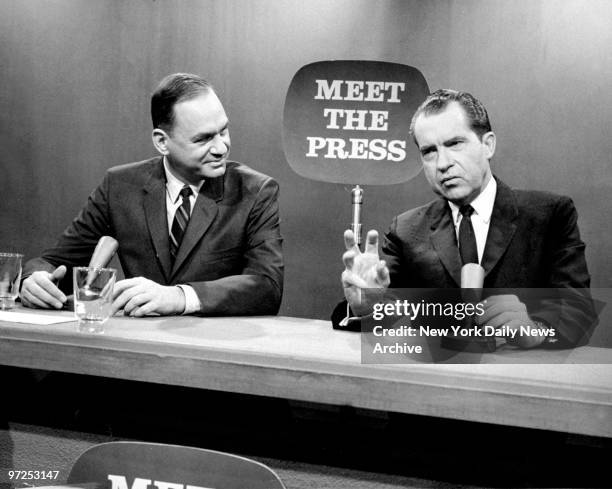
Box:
xmin=443 ymin=136 xmax=465 ymax=146
xmin=191 ymin=131 xmax=215 ymax=142
xmin=190 ymin=121 xmax=230 ymax=142
xmin=419 ymin=144 xmax=436 ymax=154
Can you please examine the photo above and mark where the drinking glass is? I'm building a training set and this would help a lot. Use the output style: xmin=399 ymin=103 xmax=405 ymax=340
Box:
xmin=0 ymin=253 xmax=23 ymax=310
xmin=73 ymin=266 xmax=116 ymax=333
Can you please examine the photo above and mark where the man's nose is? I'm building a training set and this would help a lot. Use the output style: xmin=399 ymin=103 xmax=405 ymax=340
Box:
xmin=437 ymin=148 xmax=453 ymax=172
xmin=210 ymin=134 xmax=229 ymax=155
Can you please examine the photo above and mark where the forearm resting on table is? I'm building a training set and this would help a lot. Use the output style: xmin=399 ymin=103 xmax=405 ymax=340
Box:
xmin=189 ymin=274 xmax=282 ymax=316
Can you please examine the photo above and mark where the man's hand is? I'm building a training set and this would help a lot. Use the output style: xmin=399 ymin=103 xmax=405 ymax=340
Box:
xmin=476 ymin=294 xmax=546 ymax=349
xmin=112 ymin=277 xmax=186 ymax=317
xmin=342 ymin=229 xmax=390 ymax=315
xmin=20 ymin=265 xmax=67 ymax=309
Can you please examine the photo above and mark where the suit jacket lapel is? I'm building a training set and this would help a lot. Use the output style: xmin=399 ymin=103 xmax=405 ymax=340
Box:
xmin=481 ymin=178 xmax=518 ymax=277
xmin=143 ymin=159 xmax=172 ymax=282
xmin=429 ymin=199 xmax=462 ymax=286
xmin=170 ymin=174 xmax=224 ymax=281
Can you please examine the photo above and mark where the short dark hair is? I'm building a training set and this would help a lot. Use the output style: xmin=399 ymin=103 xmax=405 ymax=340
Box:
xmin=151 ymin=73 xmax=213 ymax=131
xmin=409 ymin=89 xmax=492 ymax=141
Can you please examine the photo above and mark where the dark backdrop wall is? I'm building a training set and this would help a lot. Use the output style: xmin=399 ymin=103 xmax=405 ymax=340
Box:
xmin=1 ymin=0 xmax=611 ymax=319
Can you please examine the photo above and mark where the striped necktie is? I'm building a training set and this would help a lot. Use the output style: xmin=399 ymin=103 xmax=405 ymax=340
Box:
xmin=170 ymin=185 xmax=192 ymax=261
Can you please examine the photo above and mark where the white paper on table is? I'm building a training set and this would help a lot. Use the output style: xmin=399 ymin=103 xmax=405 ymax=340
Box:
xmin=0 ymin=310 xmax=76 ymax=325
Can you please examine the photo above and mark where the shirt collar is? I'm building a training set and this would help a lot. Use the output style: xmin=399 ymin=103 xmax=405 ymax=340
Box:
xmin=449 ymin=176 xmax=497 ymax=225
xmin=163 ymin=156 xmax=204 ymax=203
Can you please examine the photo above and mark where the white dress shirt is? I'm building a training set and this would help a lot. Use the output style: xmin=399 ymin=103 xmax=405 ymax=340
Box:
xmin=448 ymin=176 xmax=497 ymax=265
xmin=163 ymin=157 xmax=203 ymax=314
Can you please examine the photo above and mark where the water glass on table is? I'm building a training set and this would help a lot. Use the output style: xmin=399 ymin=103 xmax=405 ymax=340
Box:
xmin=0 ymin=253 xmax=23 ymax=310
xmin=73 ymin=266 xmax=116 ymax=333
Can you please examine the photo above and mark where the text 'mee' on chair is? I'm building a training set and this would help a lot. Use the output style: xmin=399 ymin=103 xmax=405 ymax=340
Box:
xmin=67 ymin=441 xmax=285 ymax=489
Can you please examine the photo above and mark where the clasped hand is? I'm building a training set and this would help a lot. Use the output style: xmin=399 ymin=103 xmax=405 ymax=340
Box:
xmin=342 ymin=229 xmax=390 ymax=315
xmin=21 ymin=267 xmax=185 ymax=317
xmin=111 ymin=277 xmax=185 ymax=317
xmin=476 ymin=294 xmax=546 ymax=349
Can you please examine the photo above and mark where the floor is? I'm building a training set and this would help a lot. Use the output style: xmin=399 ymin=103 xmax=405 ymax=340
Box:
xmin=2 ymin=368 xmax=610 ymax=489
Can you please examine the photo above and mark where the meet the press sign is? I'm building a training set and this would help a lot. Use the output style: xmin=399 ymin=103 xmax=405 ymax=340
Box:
xmin=307 ymin=79 xmax=408 ymax=162
xmin=283 ymin=60 xmax=429 ymax=185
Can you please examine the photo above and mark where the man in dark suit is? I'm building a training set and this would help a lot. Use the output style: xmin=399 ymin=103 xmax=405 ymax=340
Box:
xmin=335 ymin=89 xmax=594 ymax=348
xmin=21 ymin=73 xmax=283 ymax=316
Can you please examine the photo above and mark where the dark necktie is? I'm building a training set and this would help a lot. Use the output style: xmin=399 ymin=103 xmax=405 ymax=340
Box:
xmin=458 ymin=204 xmax=478 ymax=265
xmin=170 ymin=186 xmax=192 ymax=261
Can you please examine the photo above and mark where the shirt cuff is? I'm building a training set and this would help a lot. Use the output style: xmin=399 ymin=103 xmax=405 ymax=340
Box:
xmin=176 ymin=284 xmax=201 ymax=315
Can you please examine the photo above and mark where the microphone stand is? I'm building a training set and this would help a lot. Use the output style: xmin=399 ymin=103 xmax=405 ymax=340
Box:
xmin=351 ymin=185 xmax=363 ymax=248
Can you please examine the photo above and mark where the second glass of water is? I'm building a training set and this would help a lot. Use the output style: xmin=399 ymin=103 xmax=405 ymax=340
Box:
xmin=0 ymin=253 xmax=23 ymax=310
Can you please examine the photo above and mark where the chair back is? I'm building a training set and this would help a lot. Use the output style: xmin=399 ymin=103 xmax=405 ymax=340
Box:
xmin=67 ymin=441 xmax=285 ymax=489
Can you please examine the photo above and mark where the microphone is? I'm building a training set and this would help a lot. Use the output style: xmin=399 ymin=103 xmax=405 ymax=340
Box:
xmin=442 ymin=263 xmax=495 ymax=353
xmin=460 ymin=263 xmax=484 ymax=304
xmin=351 ymin=185 xmax=363 ymax=246
xmin=85 ymin=236 xmax=119 ymax=287
xmin=64 ymin=236 xmax=118 ymax=309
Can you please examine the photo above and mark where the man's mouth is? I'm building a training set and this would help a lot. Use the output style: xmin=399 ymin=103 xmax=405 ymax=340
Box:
xmin=207 ymin=159 xmax=226 ymax=168
xmin=441 ymin=176 xmax=459 ymax=185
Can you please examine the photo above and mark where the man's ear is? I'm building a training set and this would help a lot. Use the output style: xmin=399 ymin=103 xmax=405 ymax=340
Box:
xmin=482 ymin=131 xmax=496 ymax=159
xmin=152 ymin=128 xmax=170 ymax=155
